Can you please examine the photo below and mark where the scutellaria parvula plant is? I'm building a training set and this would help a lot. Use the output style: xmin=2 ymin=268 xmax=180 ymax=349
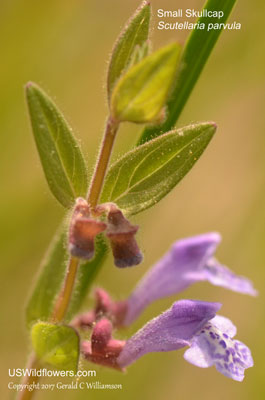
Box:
xmin=19 ymin=1 xmax=257 ymax=399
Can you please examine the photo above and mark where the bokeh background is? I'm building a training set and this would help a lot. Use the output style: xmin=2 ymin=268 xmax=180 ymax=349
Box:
xmin=1 ymin=0 xmax=264 ymax=399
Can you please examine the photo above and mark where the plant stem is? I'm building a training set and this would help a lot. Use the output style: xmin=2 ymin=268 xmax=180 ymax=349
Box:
xmin=17 ymin=353 xmax=41 ymax=400
xmin=52 ymin=116 xmax=119 ymax=322
xmin=51 ymin=256 xmax=79 ymax=322
xmin=88 ymin=117 xmax=119 ymax=208
xmin=18 ymin=116 xmax=119 ymax=400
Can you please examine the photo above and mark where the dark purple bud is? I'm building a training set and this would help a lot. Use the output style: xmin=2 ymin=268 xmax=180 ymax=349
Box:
xmin=68 ymin=198 xmax=107 ymax=260
xmin=106 ymin=208 xmax=143 ymax=268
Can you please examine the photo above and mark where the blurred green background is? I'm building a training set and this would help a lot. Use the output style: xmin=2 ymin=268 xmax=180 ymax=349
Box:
xmin=1 ymin=0 xmax=264 ymax=399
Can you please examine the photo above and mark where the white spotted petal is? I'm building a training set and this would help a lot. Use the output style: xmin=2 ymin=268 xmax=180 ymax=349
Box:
xmin=184 ymin=316 xmax=253 ymax=381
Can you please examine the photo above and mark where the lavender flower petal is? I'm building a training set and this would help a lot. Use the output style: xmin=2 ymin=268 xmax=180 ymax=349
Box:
xmin=184 ymin=316 xmax=253 ymax=381
xmin=202 ymin=258 xmax=258 ymax=296
xmin=124 ymin=233 xmax=221 ymax=325
xmin=124 ymin=233 xmax=257 ymax=326
xmin=117 ymin=300 xmax=221 ymax=368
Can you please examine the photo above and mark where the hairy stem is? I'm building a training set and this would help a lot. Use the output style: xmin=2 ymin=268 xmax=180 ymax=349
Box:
xmin=53 ymin=116 xmax=119 ymax=322
xmin=88 ymin=117 xmax=119 ymax=208
xmin=51 ymin=256 xmax=79 ymax=322
xmin=52 ymin=116 xmax=119 ymax=322
xmin=17 ymin=353 xmax=40 ymax=400
xmin=18 ymin=116 xmax=119 ymax=400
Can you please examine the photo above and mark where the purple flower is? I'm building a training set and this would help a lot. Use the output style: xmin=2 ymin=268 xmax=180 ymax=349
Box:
xmin=118 ymin=300 xmax=221 ymax=367
xmin=124 ymin=233 xmax=257 ymax=325
xmin=78 ymin=232 xmax=256 ymax=381
xmin=117 ymin=301 xmax=253 ymax=381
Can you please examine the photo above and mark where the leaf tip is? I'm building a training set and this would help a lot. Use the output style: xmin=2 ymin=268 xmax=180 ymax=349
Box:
xmin=25 ymin=81 xmax=39 ymax=99
xmin=139 ymin=0 xmax=151 ymax=10
xmin=202 ymin=121 xmax=217 ymax=134
xmin=25 ymin=81 xmax=38 ymax=93
xmin=25 ymin=82 xmax=33 ymax=98
xmin=25 ymin=81 xmax=33 ymax=89
xmin=208 ymin=121 xmax=218 ymax=134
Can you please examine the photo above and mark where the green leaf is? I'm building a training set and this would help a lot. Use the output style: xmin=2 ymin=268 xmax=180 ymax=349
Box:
xmin=111 ymin=43 xmax=181 ymax=123
xmin=107 ymin=1 xmax=151 ymax=100
xmin=31 ymin=322 xmax=79 ymax=372
xmin=25 ymin=227 xmax=108 ymax=328
xmin=101 ymin=123 xmax=216 ymax=215
xmin=25 ymin=227 xmax=67 ymax=328
xmin=138 ymin=0 xmax=237 ymax=144
xmin=26 ymin=82 xmax=88 ymax=208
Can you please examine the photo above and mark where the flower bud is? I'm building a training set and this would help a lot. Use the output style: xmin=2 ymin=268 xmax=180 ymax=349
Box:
xmin=95 ymin=288 xmax=112 ymax=315
xmin=73 ymin=197 xmax=90 ymax=216
xmin=106 ymin=208 xmax=143 ymax=268
xmin=95 ymin=288 xmax=128 ymax=327
xmin=69 ymin=198 xmax=107 ymax=260
xmin=71 ymin=310 xmax=96 ymax=330
xmin=81 ymin=319 xmax=125 ymax=370
xmin=91 ymin=318 xmax=112 ymax=353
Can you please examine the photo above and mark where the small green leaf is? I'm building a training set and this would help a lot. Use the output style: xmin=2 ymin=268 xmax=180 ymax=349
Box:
xmin=107 ymin=1 xmax=151 ymax=99
xmin=101 ymin=123 xmax=216 ymax=215
xmin=26 ymin=82 xmax=88 ymax=208
xmin=138 ymin=0 xmax=237 ymax=144
xmin=25 ymin=227 xmax=67 ymax=328
xmin=111 ymin=43 xmax=181 ymax=124
xmin=31 ymin=322 xmax=79 ymax=372
xmin=25 ymin=227 xmax=108 ymax=328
